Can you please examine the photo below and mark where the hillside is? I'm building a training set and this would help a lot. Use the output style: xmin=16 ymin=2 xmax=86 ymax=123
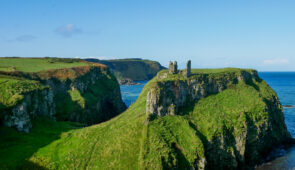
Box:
xmin=0 ymin=68 xmax=291 ymax=169
xmin=0 ymin=57 xmax=126 ymax=132
xmin=86 ymin=58 xmax=165 ymax=84
xmin=0 ymin=57 xmax=87 ymax=72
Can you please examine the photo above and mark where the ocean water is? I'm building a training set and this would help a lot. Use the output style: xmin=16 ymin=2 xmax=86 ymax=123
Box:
xmin=120 ymin=72 xmax=295 ymax=169
xmin=257 ymin=72 xmax=295 ymax=170
xmin=120 ymin=81 xmax=148 ymax=107
xmin=259 ymin=72 xmax=295 ymax=138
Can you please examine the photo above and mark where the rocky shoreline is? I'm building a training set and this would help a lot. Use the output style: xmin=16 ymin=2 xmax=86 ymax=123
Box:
xmin=118 ymin=78 xmax=142 ymax=85
xmin=283 ymin=105 xmax=294 ymax=108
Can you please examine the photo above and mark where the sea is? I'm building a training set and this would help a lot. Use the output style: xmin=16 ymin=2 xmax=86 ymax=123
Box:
xmin=120 ymin=72 xmax=295 ymax=169
xmin=257 ymin=72 xmax=295 ymax=170
xmin=120 ymin=80 xmax=148 ymax=107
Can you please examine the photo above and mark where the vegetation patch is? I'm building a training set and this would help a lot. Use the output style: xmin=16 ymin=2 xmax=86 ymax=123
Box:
xmin=86 ymin=58 xmax=165 ymax=82
xmin=0 ymin=118 xmax=83 ymax=170
xmin=0 ymin=68 xmax=290 ymax=169
xmin=0 ymin=57 xmax=87 ymax=73
xmin=68 ymin=89 xmax=85 ymax=108
xmin=0 ymin=57 xmax=125 ymax=133
xmin=0 ymin=76 xmax=45 ymax=109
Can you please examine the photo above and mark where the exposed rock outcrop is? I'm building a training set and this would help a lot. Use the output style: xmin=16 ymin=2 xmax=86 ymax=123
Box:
xmin=45 ymin=66 xmax=126 ymax=125
xmin=86 ymin=58 xmax=165 ymax=84
xmin=3 ymin=88 xmax=55 ymax=132
xmin=1 ymin=63 xmax=126 ymax=132
xmin=118 ymin=78 xmax=141 ymax=85
xmin=2 ymin=66 xmax=291 ymax=169
xmin=145 ymin=68 xmax=291 ymax=169
xmin=147 ymin=70 xmax=258 ymax=117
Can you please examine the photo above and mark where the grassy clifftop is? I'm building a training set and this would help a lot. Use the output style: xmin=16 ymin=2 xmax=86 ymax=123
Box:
xmin=0 ymin=57 xmax=126 ymax=132
xmin=0 ymin=57 xmax=106 ymax=80
xmin=0 ymin=75 xmax=46 ymax=109
xmin=0 ymin=68 xmax=291 ymax=169
xmin=0 ymin=58 xmax=87 ymax=72
xmin=0 ymin=57 xmax=97 ymax=111
xmin=86 ymin=58 xmax=165 ymax=83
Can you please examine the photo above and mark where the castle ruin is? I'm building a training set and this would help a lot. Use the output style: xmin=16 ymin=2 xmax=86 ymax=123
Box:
xmin=183 ymin=60 xmax=191 ymax=78
xmin=169 ymin=61 xmax=178 ymax=74
xmin=168 ymin=60 xmax=191 ymax=77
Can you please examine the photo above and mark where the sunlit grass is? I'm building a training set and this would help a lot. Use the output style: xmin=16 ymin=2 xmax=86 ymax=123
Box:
xmin=0 ymin=58 xmax=86 ymax=73
xmin=0 ymin=68 xmax=285 ymax=169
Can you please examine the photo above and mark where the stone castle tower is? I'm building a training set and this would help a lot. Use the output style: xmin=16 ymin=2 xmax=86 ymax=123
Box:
xmin=183 ymin=60 xmax=191 ymax=78
xmin=169 ymin=61 xmax=178 ymax=74
xmin=168 ymin=61 xmax=173 ymax=74
xmin=168 ymin=60 xmax=191 ymax=77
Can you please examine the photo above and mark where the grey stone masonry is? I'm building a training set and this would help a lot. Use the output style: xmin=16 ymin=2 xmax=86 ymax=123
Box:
xmin=173 ymin=61 xmax=178 ymax=74
xmin=183 ymin=60 xmax=191 ymax=78
xmin=168 ymin=61 xmax=178 ymax=74
xmin=168 ymin=61 xmax=174 ymax=74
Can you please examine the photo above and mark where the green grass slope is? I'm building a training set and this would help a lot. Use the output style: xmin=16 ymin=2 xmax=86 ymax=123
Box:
xmin=0 ymin=57 xmax=106 ymax=81
xmin=0 ymin=75 xmax=46 ymax=109
xmin=0 ymin=57 xmax=86 ymax=72
xmin=86 ymin=58 xmax=165 ymax=82
xmin=0 ymin=118 xmax=83 ymax=169
xmin=0 ymin=57 xmax=125 ymax=130
xmin=0 ymin=68 xmax=290 ymax=169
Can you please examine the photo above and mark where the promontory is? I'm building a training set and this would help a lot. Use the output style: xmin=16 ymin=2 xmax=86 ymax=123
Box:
xmin=0 ymin=62 xmax=291 ymax=169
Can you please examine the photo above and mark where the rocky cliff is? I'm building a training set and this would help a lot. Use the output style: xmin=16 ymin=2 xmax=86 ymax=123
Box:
xmin=0 ymin=77 xmax=55 ymax=132
xmin=144 ymin=69 xmax=291 ymax=169
xmin=45 ymin=66 xmax=126 ymax=124
xmin=1 ymin=67 xmax=292 ymax=170
xmin=146 ymin=69 xmax=259 ymax=117
xmin=0 ymin=58 xmax=126 ymax=132
xmin=86 ymin=58 xmax=165 ymax=84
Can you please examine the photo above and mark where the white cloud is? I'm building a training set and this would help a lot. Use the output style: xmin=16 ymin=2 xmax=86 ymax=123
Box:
xmin=262 ymin=58 xmax=289 ymax=65
xmin=55 ymin=24 xmax=82 ymax=37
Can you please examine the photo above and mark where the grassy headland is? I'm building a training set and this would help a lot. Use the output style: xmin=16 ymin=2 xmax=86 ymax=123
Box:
xmin=0 ymin=58 xmax=86 ymax=72
xmin=0 ymin=57 xmax=126 ymax=132
xmin=86 ymin=58 xmax=165 ymax=83
xmin=0 ymin=68 xmax=290 ymax=169
xmin=0 ymin=75 xmax=46 ymax=109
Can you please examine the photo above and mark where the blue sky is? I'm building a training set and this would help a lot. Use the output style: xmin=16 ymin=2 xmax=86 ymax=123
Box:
xmin=1 ymin=0 xmax=295 ymax=71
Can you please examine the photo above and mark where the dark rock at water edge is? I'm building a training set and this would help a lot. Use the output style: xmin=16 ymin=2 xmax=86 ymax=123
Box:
xmin=118 ymin=78 xmax=142 ymax=85
xmin=283 ymin=105 xmax=294 ymax=108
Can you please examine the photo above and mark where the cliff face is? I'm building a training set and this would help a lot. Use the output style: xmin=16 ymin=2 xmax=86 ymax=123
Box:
xmin=1 ymin=68 xmax=292 ymax=169
xmin=0 ymin=58 xmax=126 ymax=132
xmin=86 ymin=58 xmax=165 ymax=84
xmin=3 ymin=88 xmax=55 ymax=133
xmin=146 ymin=70 xmax=258 ymax=117
xmin=46 ymin=66 xmax=126 ymax=124
xmin=145 ymin=69 xmax=291 ymax=169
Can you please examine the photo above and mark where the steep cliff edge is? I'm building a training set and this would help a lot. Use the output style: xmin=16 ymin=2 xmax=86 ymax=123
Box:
xmin=0 ymin=67 xmax=292 ymax=169
xmin=86 ymin=58 xmax=165 ymax=84
xmin=144 ymin=69 xmax=291 ymax=169
xmin=0 ymin=58 xmax=126 ymax=132
xmin=0 ymin=76 xmax=55 ymax=132
xmin=146 ymin=69 xmax=259 ymax=117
